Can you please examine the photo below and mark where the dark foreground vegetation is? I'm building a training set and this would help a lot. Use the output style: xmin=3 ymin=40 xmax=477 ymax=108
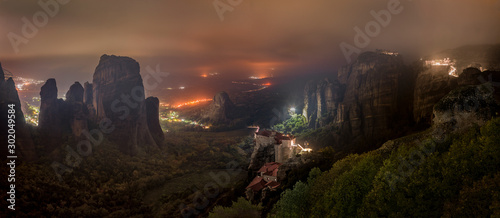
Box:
xmin=0 ymin=129 xmax=253 ymax=217
xmin=211 ymin=118 xmax=500 ymax=217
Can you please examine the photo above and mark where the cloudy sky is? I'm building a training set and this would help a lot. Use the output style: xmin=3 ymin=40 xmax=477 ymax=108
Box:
xmin=1 ymin=0 xmax=499 ymax=92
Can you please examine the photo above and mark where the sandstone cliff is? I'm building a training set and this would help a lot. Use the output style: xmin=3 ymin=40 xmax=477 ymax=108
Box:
xmin=433 ymin=83 xmax=500 ymax=130
xmin=65 ymin=82 xmax=89 ymax=139
xmin=39 ymin=78 xmax=69 ymax=151
xmin=413 ymin=65 xmax=458 ymax=124
xmin=145 ymin=97 xmax=164 ymax=146
xmin=91 ymin=54 xmax=158 ymax=155
xmin=304 ymin=51 xmax=414 ymax=150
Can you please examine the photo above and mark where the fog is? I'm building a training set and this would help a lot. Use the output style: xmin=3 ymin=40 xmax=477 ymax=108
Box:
xmin=1 ymin=0 xmax=499 ymax=93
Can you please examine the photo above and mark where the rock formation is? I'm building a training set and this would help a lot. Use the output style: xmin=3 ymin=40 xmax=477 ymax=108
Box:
xmin=302 ymin=80 xmax=318 ymax=128
xmin=303 ymin=78 xmax=344 ymax=129
xmin=203 ymin=91 xmax=235 ymax=124
xmin=65 ymin=82 xmax=88 ymax=139
xmin=338 ymin=52 xmax=413 ymax=149
xmin=91 ymin=54 xmax=158 ymax=155
xmin=433 ymin=83 xmax=500 ymax=130
xmin=66 ymin=82 xmax=84 ymax=102
xmin=145 ymin=97 xmax=164 ymax=146
xmin=303 ymin=51 xmax=414 ymax=150
xmin=83 ymin=82 xmax=96 ymax=121
xmin=38 ymin=78 xmax=69 ymax=151
xmin=0 ymin=63 xmax=36 ymax=161
xmin=301 ymin=46 xmax=500 ymax=151
xmin=413 ymin=65 xmax=458 ymax=125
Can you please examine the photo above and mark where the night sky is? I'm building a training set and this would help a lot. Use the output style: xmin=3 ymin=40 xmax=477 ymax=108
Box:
xmin=1 ymin=0 xmax=499 ymax=93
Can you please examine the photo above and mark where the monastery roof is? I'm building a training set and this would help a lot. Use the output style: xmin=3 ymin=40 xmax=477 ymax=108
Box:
xmin=256 ymin=130 xmax=295 ymax=143
xmin=246 ymin=176 xmax=267 ymax=191
xmin=258 ymin=162 xmax=281 ymax=177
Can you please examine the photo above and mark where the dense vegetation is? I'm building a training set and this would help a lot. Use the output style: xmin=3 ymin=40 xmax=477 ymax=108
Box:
xmin=209 ymin=197 xmax=262 ymax=218
xmin=269 ymin=117 xmax=500 ymax=217
xmin=0 ymin=129 xmax=254 ymax=217
xmin=271 ymin=114 xmax=308 ymax=135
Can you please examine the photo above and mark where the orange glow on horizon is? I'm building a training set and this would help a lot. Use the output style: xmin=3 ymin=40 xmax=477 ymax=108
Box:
xmin=262 ymin=82 xmax=271 ymax=86
xmin=174 ymin=98 xmax=212 ymax=108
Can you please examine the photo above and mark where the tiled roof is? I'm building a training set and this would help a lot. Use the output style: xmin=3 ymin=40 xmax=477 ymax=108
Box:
xmin=246 ymin=176 xmax=267 ymax=191
xmin=256 ymin=130 xmax=294 ymax=144
xmin=264 ymin=181 xmax=280 ymax=189
xmin=256 ymin=130 xmax=273 ymax=137
xmin=246 ymin=176 xmax=281 ymax=191
xmin=258 ymin=162 xmax=281 ymax=176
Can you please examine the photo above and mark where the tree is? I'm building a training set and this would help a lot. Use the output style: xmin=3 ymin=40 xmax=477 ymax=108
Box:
xmin=209 ymin=197 xmax=262 ymax=218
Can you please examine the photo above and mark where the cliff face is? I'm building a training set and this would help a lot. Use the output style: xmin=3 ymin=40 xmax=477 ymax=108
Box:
xmin=145 ymin=97 xmax=164 ymax=146
xmin=65 ymin=82 xmax=88 ymax=139
xmin=433 ymin=83 xmax=500 ymax=131
xmin=0 ymin=64 xmax=36 ymax=161
xmin=38 ymin=79 xmax=90 ymax=150
xmin=305 ymin=51 xmax=413 ymax=150
xmin=39 ymin=78 xmax=68 ymax=151
xmin=83 ymin=82 xmax=96 ymax=121
xmin=91 ymin=54 xmax=157 ymax=155
xmin=413 ymin=45 xmax=500 ymax=125
xmin=303 ymin=79 xmax=344 ymax=129
xmin=302 ymin=80 xmax=318 ymax=128
xmin=338 ymin=52 xmax=412 ymax=148
xmin=413 ymin=66 xmax=458 ymax=124
xmin=303 ymin=46 xmax=500 ymax=151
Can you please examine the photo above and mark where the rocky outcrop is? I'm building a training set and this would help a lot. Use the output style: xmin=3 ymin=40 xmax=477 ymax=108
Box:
xmin=302 ymin=80 xmax=318 ymax=128
xmin=0 ymin=63 xmax=36 ymax=161
xmin=302 ymin=46 xmax=500 ymax=151
xmin=413 ymin=65 xmax=459 ymax=125
xmin=433 ymin=83 xmax=500 ymax=130
xmin=145 ymin=97 xmax=164 ymax=146
xmin=304 ymin=51 xmax=413 ymax=150
xmin=337 ymin=52 xmax=412 ymax=149
xmin=414 ymin=45 xmax=500 ymax=125
xmin=83 ymin=82 xmax=96 ymax=121
xmin=38 ymin=79 xmax=91 ymax=150
xmin=91 ymin=54 xmax=157 ymax=155
xmin=39 ymin=79 xmax=60 ymax=129
xmin=38 ymin=78 xmax=69 ymax=151
xmin=303 ymin=78 xmax=345 ymax=129
xmin=65 ymin=82 xmax=88 ymax=139
xmin=203 ymin=91 xmax=235 ymax=124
